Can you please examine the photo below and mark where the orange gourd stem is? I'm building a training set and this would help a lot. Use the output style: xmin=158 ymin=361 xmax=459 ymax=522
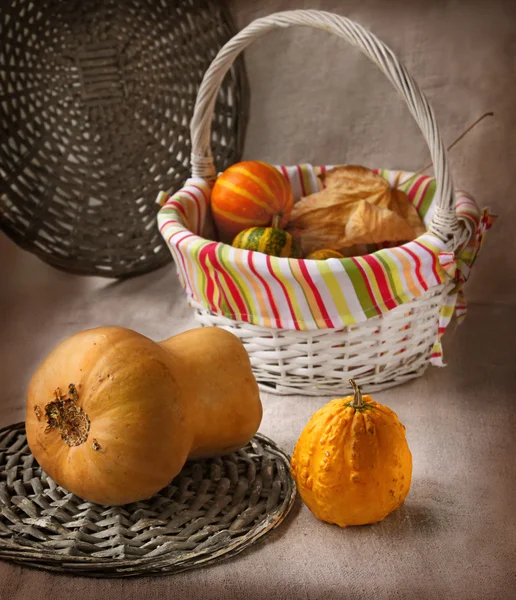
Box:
xmin=349 ymin=379 xmax=364 ymax=409
xmin=271 ymin=214 xmax=281 ymax=229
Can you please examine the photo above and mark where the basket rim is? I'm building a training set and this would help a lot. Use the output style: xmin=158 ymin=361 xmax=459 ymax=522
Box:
xmin=156 ymin=164 xmax=489 ymax=334
xmin=157 ymin=166 xmax=478 ymax=265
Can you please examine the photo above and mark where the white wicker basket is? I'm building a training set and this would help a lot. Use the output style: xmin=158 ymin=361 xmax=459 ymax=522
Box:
xmin=159 ymin=10 xmax=489 ymax=396
xmin=191 ymin=284 xmax=451 ymax=395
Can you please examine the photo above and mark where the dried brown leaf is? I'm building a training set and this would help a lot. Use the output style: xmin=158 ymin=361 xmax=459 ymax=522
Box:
xmin=344 ymin=200 xmax=417 ymax=246
xmin=287 ymin=165 xmax=426 ymax=255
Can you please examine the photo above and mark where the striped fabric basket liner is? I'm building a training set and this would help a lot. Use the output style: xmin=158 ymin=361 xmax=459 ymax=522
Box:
xmin=157 ymin=10 xmax=494 ymax=395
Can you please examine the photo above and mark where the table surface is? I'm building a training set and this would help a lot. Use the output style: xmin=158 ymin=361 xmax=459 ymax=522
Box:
xmin=1 ymin=234 xmax=515 ymax=600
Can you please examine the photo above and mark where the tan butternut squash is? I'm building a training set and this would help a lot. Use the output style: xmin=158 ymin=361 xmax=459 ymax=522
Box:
xmin=25 ymin=327 xmax=262 ymax=506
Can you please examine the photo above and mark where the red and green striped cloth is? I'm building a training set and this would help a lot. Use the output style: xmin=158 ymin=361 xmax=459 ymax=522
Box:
xmin=157 ymin=165 xmax=494 ymax=366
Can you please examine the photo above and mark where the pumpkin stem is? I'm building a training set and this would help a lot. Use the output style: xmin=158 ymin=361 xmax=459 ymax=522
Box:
xmin=44 ymin=385 xmax=90 ymax=447
xmin=271 ymin=214 xmax=281 ymax=229
xmin=349 ymin=379 xmax=365 ymax=409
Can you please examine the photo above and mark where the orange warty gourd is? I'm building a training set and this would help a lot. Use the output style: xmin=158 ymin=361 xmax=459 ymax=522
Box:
xmin=211 ymin=160 xmax=294 ymax=243
xmin=290 ymin=380 xmax=412 ymax=527
xmin=25 ymin=327 xmax=262 ymax=506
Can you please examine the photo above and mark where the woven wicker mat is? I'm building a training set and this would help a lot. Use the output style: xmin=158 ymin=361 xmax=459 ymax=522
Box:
xmin=0 ymin=0 xmax=248 ymax=278
xmin=0 ymin=423 xmax=295 ymax=577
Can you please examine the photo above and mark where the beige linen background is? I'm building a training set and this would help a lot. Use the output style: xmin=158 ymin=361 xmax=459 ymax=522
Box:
xmin=1 ymin=1 xmax=515 ymax=598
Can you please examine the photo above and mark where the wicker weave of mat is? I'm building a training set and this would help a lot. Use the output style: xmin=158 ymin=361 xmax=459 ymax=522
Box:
xmin=0 ymin=423 xmax=295 ymax=577
xmin=0 ymin=0 xmax=248 ymax=277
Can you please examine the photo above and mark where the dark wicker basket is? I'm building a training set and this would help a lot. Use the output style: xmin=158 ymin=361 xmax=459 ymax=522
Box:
xmin=0 ymin=0 xmax=248 ymax=277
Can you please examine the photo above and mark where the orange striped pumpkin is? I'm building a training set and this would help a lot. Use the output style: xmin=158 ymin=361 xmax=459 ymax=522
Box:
xmin=211 ymin=161 xmax=294 ymax=242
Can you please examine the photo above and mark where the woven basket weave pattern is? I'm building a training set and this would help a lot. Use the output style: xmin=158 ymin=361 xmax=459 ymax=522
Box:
xmin=193 ymin=284 xmax=451 ymax=395
xmin=0 ymin=423 xmax=295 ymax=577
xmin=0 ymin=0 xmax=248 ymax=277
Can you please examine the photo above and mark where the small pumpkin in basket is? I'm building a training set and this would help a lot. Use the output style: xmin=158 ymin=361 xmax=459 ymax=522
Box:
xmin=232 ymin=219 xmax=295 ymax=258
xmin=290 ymin=379 xmax=412 ymax=527
xmin=306 ymin=249 xmax=345 ymax=260
xmin=211 ymin=160 xmax=294 ymax=242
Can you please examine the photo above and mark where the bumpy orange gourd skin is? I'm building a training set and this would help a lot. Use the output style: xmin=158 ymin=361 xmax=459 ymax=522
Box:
xmin=25 ymin=327 xmax=262 ymax=506
xmin=211 ymin=160 xmax=294 ymax=242
xmin=290 ymin=395 xmax=412 ymax=527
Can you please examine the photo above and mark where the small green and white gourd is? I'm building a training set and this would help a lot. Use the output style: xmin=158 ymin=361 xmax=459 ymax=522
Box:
xmin=232 ymin=216 xmax=295 ymax=258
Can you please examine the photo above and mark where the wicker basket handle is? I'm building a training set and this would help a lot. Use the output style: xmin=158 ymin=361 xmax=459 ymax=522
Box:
xmin=190 ymin=10 xmax=460 ymax=245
